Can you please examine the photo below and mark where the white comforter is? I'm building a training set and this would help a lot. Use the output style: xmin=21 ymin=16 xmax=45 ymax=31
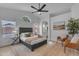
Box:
xmin=20 ymin=36 xmax=46 ymax=45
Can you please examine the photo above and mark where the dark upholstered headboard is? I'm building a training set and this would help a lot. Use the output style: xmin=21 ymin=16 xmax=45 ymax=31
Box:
xmin=19 ymin=27 xmax=33 ymax=34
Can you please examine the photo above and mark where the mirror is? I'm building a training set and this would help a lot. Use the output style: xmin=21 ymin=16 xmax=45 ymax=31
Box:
xmin=42 ymin=21 xmax=48 ymax=36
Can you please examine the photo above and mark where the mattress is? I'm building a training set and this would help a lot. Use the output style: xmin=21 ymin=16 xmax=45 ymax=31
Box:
xmin=20 ymin=36 xmax=46 ymax=45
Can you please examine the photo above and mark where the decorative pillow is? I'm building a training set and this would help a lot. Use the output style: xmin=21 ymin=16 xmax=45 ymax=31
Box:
xmin=38 ymin=34 xmax=42 ymax=38
xmin=71 ymin=34 xmax=79 ymax=43
xmin=20 ymin=33 xmax=25 ymax=38
xmin=20 ymin=32 xmax=31 ymax=38
xmin=24 ymin=32 xmax=31 ymax=37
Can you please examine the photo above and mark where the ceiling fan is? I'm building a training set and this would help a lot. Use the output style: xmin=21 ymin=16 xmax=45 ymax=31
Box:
xmin=31 ymin=3 xmax=48 ymax=15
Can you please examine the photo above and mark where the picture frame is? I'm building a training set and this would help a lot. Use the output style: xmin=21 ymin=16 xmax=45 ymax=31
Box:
xmin=52 ymin=21 xmax=65 ymax=30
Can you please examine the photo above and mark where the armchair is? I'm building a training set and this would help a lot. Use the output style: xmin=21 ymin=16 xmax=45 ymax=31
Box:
xmin=63 ymin=37 xmax=79 ymax=53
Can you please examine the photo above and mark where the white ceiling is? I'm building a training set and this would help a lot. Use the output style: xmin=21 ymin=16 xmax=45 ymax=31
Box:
xmin=0 ymin=3 xmax=74 ymax=15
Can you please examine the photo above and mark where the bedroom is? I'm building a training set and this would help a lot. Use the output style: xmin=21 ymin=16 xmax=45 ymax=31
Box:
xmin=0 ymin=3 xmax=79 ymax=56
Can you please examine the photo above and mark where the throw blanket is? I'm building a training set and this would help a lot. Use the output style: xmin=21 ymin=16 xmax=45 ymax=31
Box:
xmin=25 ymin=36 xmax=45 ymax=44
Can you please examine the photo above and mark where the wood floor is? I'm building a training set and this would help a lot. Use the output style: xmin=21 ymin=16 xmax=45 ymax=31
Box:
xmin=0 ymin=42 xmax=79 ymax=56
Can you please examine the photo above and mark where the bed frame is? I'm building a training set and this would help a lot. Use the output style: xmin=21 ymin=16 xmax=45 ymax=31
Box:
xmin=19 ymin=27 xmax=47 ymax=51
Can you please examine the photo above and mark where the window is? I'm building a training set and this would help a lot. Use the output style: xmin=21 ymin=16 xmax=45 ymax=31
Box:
xmin=1 ymin=20 xmax=16 ymax=38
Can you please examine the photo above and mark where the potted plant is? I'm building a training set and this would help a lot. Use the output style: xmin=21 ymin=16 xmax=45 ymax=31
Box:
xmin=67 ymin=18 xmax=79 ymax=36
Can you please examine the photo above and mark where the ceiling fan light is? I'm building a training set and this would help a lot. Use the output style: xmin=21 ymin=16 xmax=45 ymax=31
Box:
xmin=37 ymin=12 xmax=41 ymax=15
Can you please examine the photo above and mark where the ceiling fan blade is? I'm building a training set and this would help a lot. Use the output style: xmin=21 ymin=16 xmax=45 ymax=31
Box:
xmin=40 ymin=10 xmax=48 ymax=12
xmin=31 ymin=6 xmax=38 ymax=10
xmin=32 ymin=11 xmax=38 ymax=13
xmin=39 ymin=3 xmax=40 ymax=9
xmin=39 ymin=4 xmax=46 ymax=10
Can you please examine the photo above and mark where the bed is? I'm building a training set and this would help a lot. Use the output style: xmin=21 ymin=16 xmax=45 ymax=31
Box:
xmin=19 ymin=27 xmax=47 ymax=51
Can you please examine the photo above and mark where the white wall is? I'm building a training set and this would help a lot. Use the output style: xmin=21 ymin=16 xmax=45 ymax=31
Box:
xmin=50 ymin=12 xmax=71 ymax=41
xmin=71 ymin=4 xmax=79 ymax=18
xmin=0 ymin=7 xmax=41 ymax=47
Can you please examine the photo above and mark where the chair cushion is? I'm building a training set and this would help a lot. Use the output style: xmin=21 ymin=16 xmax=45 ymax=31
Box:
xmin=67 ymin=43 xmax=78 ymax=48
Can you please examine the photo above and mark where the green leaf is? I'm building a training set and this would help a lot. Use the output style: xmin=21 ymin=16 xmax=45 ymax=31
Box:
xmin=67 ymin=18 xmax=79 ymax=35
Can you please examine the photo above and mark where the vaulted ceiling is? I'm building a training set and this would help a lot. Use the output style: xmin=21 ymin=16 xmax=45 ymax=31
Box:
xmin=0 ymin=3 xmax=74 ymax=18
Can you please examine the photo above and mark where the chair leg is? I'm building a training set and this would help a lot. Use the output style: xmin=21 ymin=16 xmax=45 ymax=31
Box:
xmin=61 ymin=42 xmax=63 ymax=47
xmin=64 ymin=46 xmax=66 ymax=53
